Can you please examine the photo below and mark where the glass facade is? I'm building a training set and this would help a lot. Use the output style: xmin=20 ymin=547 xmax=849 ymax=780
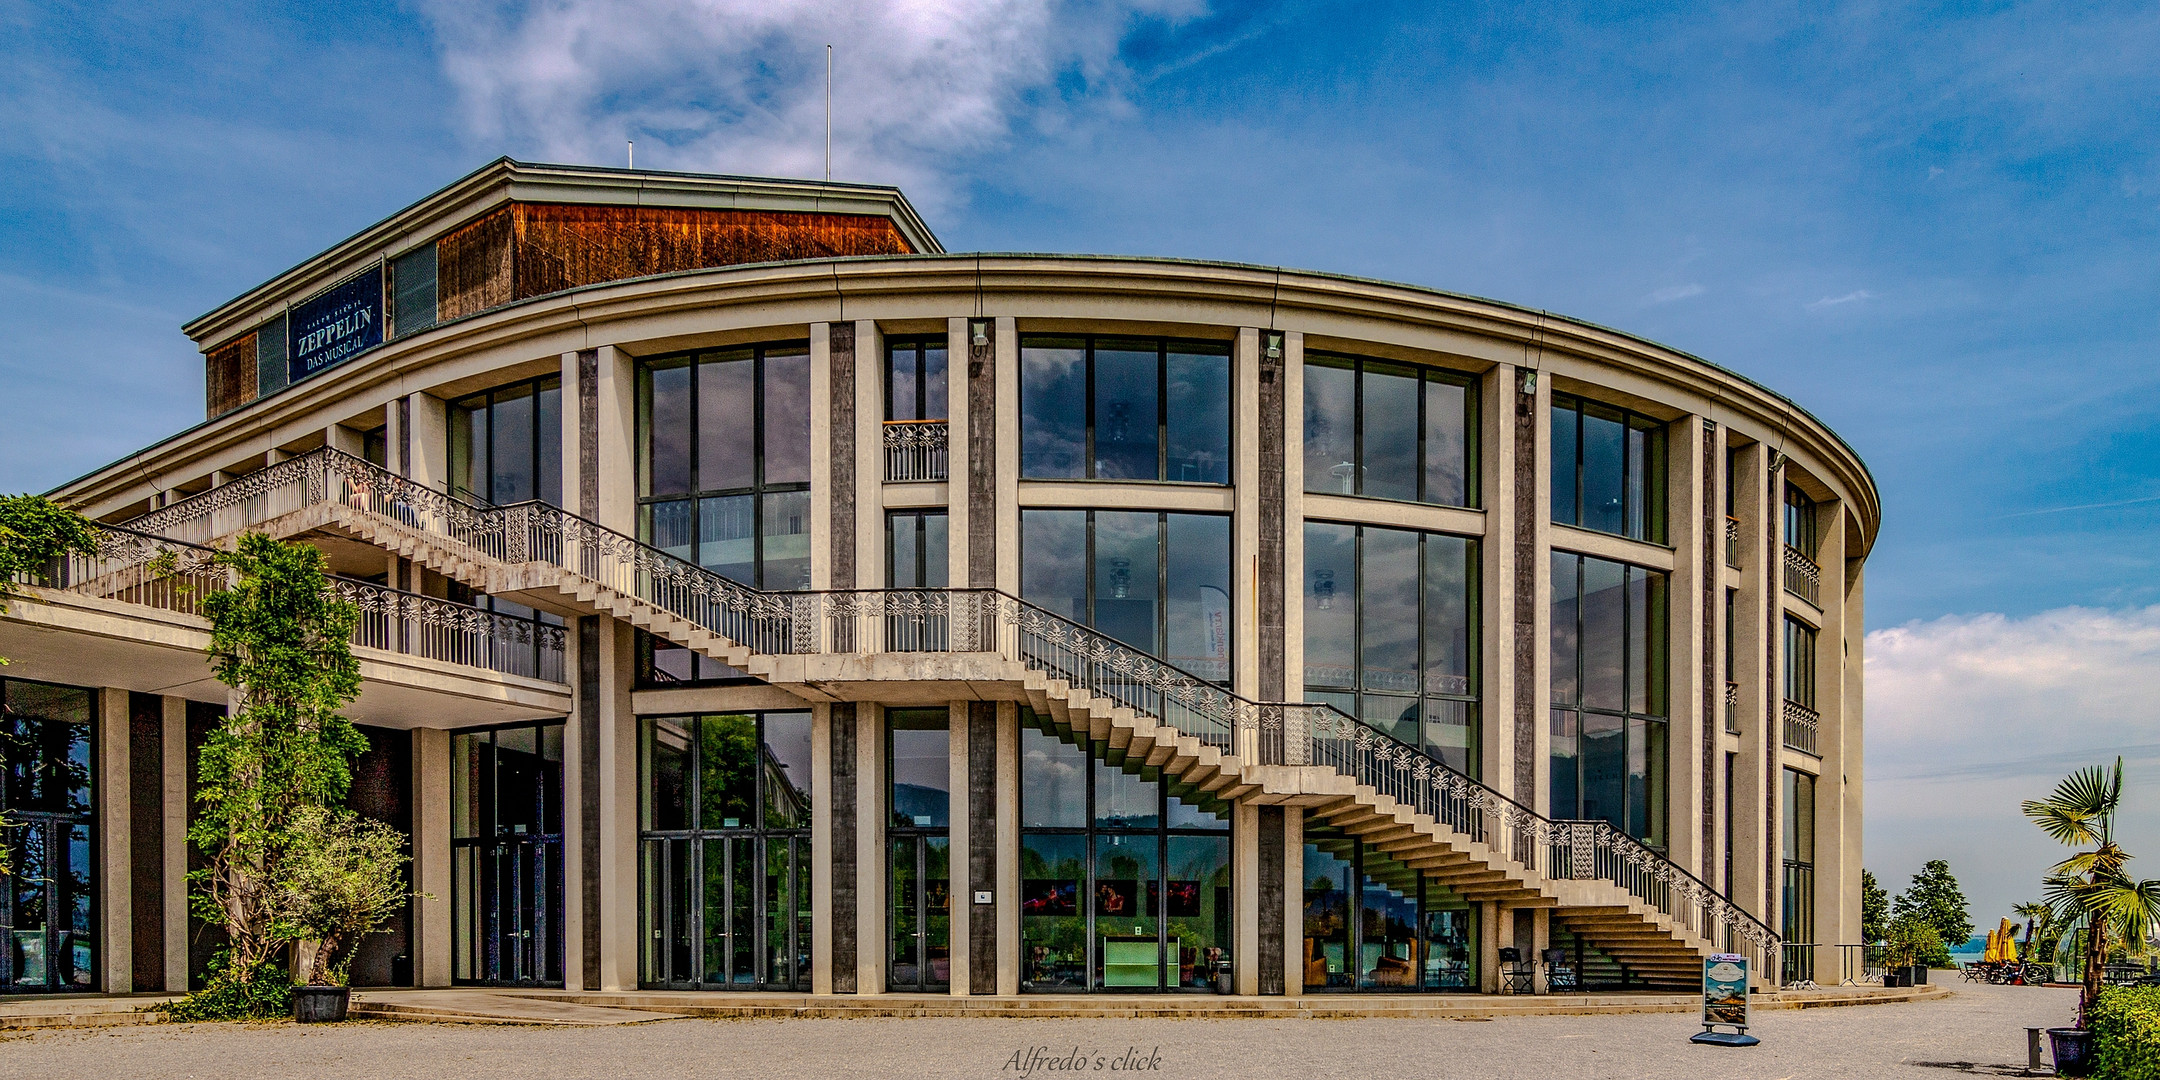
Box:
xmin=1020 ymin=336 xmax=1231 ymax=484
xmin=1551 ymin=393 xmax=1666 ymax=542
xmin=1303 ymin=353 xmax=1476 ymax=507
xmin=888 ymin=510 xmax=949 ymax=589
xmin=886 ymin=336 xmax=949 ymax=421
xmin=638 ymin=342 xmax=812 ymax=682
xmin=1302 ymin=523 xmax=1479 ymax=775
xmin=1782 ymin=768 xmax=1817 ymax=981
xmin=1783 ymin=617 xmax=1817 ymax=710
xmin=1021 ymin=510 xmax=1232 ymax=683
xmin=0 ymin=679 xmax=94 ymax=991
xmin=450 ymin=376 xmax=563 ymax=507
xmin=888 ymin=709 xmax=951 ymax=991
xmin=638 ymin=712 xmax=814 ymax=990
xmin=1019 ymin=716 xmax=1231 ymax=992
xmin=1785 ymin=483 xmax=1818 ymax=556
xmin=1302 ymin=831 xmax=1477 ymax=992
xmin=1549 ymin=551 xmax=1668 ymax=844
xmin=451 ymin=720 xmax=565 ymax=986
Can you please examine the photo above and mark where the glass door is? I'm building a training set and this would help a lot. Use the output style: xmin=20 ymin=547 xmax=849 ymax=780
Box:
xmin=889 ymin=833 xmax=951 ymax=991
xmin=452 ymin=721 xmax=565 ymax=986
xmin=0 ymin=679 xmax=96 ymax=992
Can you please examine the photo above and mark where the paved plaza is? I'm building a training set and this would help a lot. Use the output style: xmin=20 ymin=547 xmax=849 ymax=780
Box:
xmin=0 ymin=983 xmax=2074 ymax=1080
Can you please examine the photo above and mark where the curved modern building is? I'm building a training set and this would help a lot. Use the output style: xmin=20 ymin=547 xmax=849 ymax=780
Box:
xmin=1 ymin=159 xmax=1874 ymax=998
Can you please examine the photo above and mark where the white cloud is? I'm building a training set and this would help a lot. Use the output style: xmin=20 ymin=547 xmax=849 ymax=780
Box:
xmin=1805 ymin=288 xmax=1876 ymax=310
xmin=1865 ymin=606 xmax=2160 ymax=932
xmin=1645 ymin=283 xmax=1704 ymax=304
xmin=417 ymin=0 xmax=1206 ymax=210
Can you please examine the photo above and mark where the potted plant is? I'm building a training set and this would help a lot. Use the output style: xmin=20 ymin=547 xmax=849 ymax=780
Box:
xmin=274 ymin=805 xmax=416 ymax=1022
xmin=1881 ymin=915 xmax=1941 ymax=988
xmin=2023 ymin=758 xmax=2160 ymax=1077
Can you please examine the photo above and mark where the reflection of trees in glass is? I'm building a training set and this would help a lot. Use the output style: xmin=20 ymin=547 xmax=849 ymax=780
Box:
xmin=699 ymin=716 xmax=756 ymax=825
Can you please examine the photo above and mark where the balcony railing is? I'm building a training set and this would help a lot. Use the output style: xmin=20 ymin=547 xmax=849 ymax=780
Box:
xmin=19 ymin=525 xmax=565 ymax=683
xmin=883 ymin=419 xmax=948 ymax=482
xmin=1724 ymin=516 xmax=1740 ymax=568
xmin=1783 ymin=544 xmax=1821 ymax=607
xmin=1724 ymin=680 xmax=1740 ymax=734
xmin=119 ymin=446 xmax=1783 ymax=976
xmin=1782 ymin=698 xmax=1819 ymax=755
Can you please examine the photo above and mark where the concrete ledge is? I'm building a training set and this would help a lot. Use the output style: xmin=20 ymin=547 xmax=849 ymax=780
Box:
xmin=0 ymin=995 xmax=177 ymax=1031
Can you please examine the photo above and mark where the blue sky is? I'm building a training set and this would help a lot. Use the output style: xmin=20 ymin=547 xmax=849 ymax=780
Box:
xmin=5 ymin=0 xmax=2158 ymax=925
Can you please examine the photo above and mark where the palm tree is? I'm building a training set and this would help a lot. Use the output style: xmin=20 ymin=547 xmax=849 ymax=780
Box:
xmin=2023 ymin=758 xmax=2160 ymax=1027
xmin=2012 ymin=900 xmax=2053 ymax=964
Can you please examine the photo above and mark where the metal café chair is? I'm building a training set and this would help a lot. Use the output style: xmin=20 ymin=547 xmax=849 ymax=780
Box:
xmin=1499 ymin=947 xmax=1537 ymax=994
xmin=1542 ymin=948 xmax=1579 ymax=992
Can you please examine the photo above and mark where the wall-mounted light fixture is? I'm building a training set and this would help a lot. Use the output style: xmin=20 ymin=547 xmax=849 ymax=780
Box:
xmin=1265 ymin=332 xmax=1284 ymax=360
xmin=1519 ymin=369 xmax=1539 ymax=395
xmin=969 ymin=319 xmax=989 ymax=347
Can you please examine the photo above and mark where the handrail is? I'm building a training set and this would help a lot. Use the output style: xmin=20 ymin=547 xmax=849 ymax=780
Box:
xmin=121 ymin=447 xmax=1778 ymax=965
xmin=20 ymin=523 xmax=565 ymax=683
xmin=883 ymin=418 xmax=948 ymax=481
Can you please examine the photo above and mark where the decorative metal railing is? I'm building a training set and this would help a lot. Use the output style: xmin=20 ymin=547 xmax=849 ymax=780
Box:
xmin=1724 ymin=680 xmax=1740 ymax=734
xmin=1782 ymin=698 xmax=1820 ymax=755
xmin=883 ymin=419 xmax=948 ymax=482
xmin=1724 ymin=515 xmax=1741 ymax=568
xmin=1782 ymin=544 xmax=1820 ymax=607
xmin=18 ymin=524 xmax=564 ymax=683
xmin=123 ymin=447 xmax=1780 ymax=973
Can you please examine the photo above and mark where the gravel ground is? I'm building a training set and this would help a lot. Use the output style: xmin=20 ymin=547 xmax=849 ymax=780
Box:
xmin=0 ymin=983 xmax=2075 ymax=1080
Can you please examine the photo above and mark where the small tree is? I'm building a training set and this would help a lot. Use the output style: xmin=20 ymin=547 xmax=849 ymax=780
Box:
xmin=2012 ymin=900 xmax=2055 ymax=964
xmin=1884 ymin=912 xmax=1946 ymax=970
xmin=2025 ymin=758 xmax=2160 ymax=1028
xmin=273 ymin=806 xmax=412 ymax=986
xmin=1894 ymin=860 xmax=1974 ymax=958
xmin=0 ymin=494 xmax=101 ymax=664
xmin=185 ymin=533 xmax=364 ymax=1013
xmin=1862 ymin=869 xmax=1889 ymax=944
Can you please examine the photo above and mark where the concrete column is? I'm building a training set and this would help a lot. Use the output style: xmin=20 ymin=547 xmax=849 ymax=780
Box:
xmin=561 ymin=619 xmax=589 ymax=989
xmin=97 ymin=689 xmax=131 ymax=994
xmin=1812 ymin=502 xmax=1850 ymax=955
xmin=594 ymin=345 xmax=637 ymax=535
xmin=1668 ymin=415 xmax=1707 ymax=873
xmin=944 ymin=318 xmax=970 ymax=591
xmin=1531 ymin=907 xmax=1551 ymax=994
xmin=559 ymin=350 xmax=583 ymax=518
xmin=993 ymin=316 xmax=1019 ymax=596
xmin=160 ymin=696 xmax=187 ymax=992
xmin=406 ymin=392 xmax=447 ymax=494
xmin=994 ymin=702 xmax=1020 ymax=995
xmin=811 ymin=703 xmax=834 ymax=994
xmin=1481 ymin=363 xmax=1517 ymax=792
xmin=324 ymin=424 xmax=362 ymax=457
xmin=596 ymin=618 xmax=639 ymax=989
xmin=852 ymin=320 xmax=886 ymax=588
xmin=1233 ymin=801 xmax=1260 ymax=995
xmin=1836 ymin=563 xmax=1866 ymax=952
xmin=1521 ymin=367 xmax=1553 ymax=812
xmin=1281 ymin=808 xmax=1302 ymax=996
xmin=855 ymin=704 xmax=887 ymax=994
xmin=411 ymin=726 xmax=451 ymax=987
xmin=810 ymin=323 xmax=834 ymax=590
xmin=1281 ymin=333 xmax=1306 ymax=709
xmin=1727 ymin=442 xmax=1770 ymax=924
xmin=386 ymin=398 xmax=406 ymax=476
xmin=946 ymin=701 xmax=971 ymax=996
xmin=1233 ymin=327 xmax=1261 ymax=719
xmin=1478 ymin=900 xmax=1501 ymax=993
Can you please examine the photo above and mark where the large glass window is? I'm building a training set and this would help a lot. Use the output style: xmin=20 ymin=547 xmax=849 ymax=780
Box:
xmin=1304 ymin=354 xmax=1476 ymax=507
xmin=450 ymin=376 xmax=562 ymax=507
xmin=638 ymin=712 xmax=813 ymax=990
xmin=1019 ymin=715 xmax=1231 ymax=993
xmin=637 ymin=343 xmax=812 ymax=589
xmin=0 ymin=679 xmax=94 ymax=991
xmin=1303 ymin=523 xmax=1479 ymax=775
xmin=1549 ymin=551 xmax=1668 ymax=844
xmin=886 ymin=336 xmax=949 ymax=421
xmin=1783 ymin=617 xmax=1817 ymax=710
xmin=1781 ymin=768 xmax=1817 ymax=980
xmin=1784 ymin=484 xmax=1818 ymax=557
xmin=1551 ymin=393 xmax=1666 ymax=542
xmin=888 ymin=510 xmax=948 ymax=589
xmin=888 ymin=709 xmax=951 ymax=992
xmin=1020 ymin=336 xmax=1230 ymax=484
xmin=451 ymin=720 xmax=565 ymax=986
xmin=1021 ymin=510 xmax=1231 ymax=682
xmin=1302 ymin=830 xmax=1477 ymax=992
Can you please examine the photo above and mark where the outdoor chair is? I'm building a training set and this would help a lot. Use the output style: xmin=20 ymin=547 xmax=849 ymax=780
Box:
xmin=1542 ymin=948 xmax=1578 ymax=992
xmin=1499 ymin=948 xmax=1535 ymax=994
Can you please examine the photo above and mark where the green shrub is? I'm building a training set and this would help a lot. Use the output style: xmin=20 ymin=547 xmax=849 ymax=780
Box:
xmin=163 ymin=954 xmax=292 ymax=1022
xmin=2092 ymin=986 xmax=2160 ymax=1080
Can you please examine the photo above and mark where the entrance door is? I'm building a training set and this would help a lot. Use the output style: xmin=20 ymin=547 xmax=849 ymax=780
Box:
xmin=889 ymin=833 xmax=950 ymax=991
xmin=0 ymin=679 xmax=96 ymax=992
xmin=452 ymin=722 xmax=564 ymax=986
xmin=640 ymin=832 xmax=810 ymax=989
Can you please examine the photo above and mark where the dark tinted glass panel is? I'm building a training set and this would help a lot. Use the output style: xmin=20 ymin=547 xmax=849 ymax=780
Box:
xmin=1163 ymin=513 xmax=1231 ymax=681
xmin=1092 ymin=511 xmax=1159 ymax=653
xmin=762 ymin=348 xmax=811 ymax=485
xmin=1579 ymin=711 xmax=1624 ymax=828
xmin=762 ymin=490 xmax=811 ymax=591
xmin=1021 ymin=510 xmax=1087 ymax=623
xmin=642 ymin=718 xmax=692 ymax=831
xmin=536 ymin=380 xmax=562 ymax=507
xmin=1304 ymin=358 xmax=1357 ymax=495
xmin=1360 ymin=362 xmax=1419 ymax=502
xmin=644 ymin=361 xmax=693 ymax=497
xmin=1424 ymin=535 xmax=1474 ymax=697
xmin=890 ymin=514 xmax=921 ymax=588
xmin=922 ymin=346 xmax=948 ymax=421
xmin=1021 ymin=339 xmax=1087 ymax=478
xmin=1020 ymin=727 xmax=1087 ymax=829
xmin=1423 ymin=376 xmax=1469 ymax=507
xmin=391 ymin=244 xmax=437 ymax=337
xmin=1164 ymin=347 xmax=1229 ymax=484
xmin=1579 ymin=556 xmax=1627 ymax=712
xmin=1095 ymin=760 xmax=1160 ymax=829
xmin=697 ymin=495 xmax=755 ymax=584
xmin=920 ymin=513 xmax=948 ymax=589
xmin=1548 ymin=710 xmax=1578 ymax=821
xmin=451 ymin=400 xmax=487 ymax=503
xmin=490 ymin=383 xmax=535 ymax=504
xmin=890 ymin=710 xmax=950 ymax=828
xmin=646 ymin=499 xmax=694 ymax=562
xmin=1550 ymin=403 xmax=1577 ymax=526
xmin=1548 ymin=552 xmax=1579 ymax=707
xmin=1358 ymin=528 xmax=1419 ymax=696
xmin=698 ymin=354 xmax=756 ymax=492
xmin=1303 ymin=523 xmax=1357 ymax=690
xmin=1580 ymin=404 xmax=1626 ymax=535
xmin=1092 ymin=342 xmax=1160 ymax=480
xmin=762 ymin=712 xmax=813 ymax=829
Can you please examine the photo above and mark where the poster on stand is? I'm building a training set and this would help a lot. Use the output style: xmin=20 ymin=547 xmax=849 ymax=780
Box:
xmin=1702 ymin=954 xmax=1750 ymax=1027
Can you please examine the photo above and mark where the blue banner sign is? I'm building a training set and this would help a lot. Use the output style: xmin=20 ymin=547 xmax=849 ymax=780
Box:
xmin=288 ymin=265 xmax=383 ymax=384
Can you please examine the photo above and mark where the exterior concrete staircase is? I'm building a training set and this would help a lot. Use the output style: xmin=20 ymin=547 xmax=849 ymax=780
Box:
xmin=123 ymin=448 xmax=1777 ymax=989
